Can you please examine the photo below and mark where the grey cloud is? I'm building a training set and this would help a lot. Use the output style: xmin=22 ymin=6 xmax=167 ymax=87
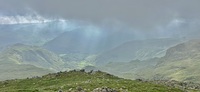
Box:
xmin=0 ymin=0 xmax=200 ymax=31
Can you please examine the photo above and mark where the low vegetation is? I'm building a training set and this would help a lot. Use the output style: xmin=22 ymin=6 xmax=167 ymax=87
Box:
xmin=0 ymin=70 xmax=183 ymax=92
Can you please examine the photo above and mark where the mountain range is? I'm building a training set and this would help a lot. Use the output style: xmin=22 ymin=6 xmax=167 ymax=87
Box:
xmin=1 ymin=22 xmax=200 ymax=86
xmin=100 ymin=40 xmax=200 ymax=83
xmin=95 ymin=38 xmax=181 ymax=65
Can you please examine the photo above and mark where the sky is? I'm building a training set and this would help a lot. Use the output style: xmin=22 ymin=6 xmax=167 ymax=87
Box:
xmin=0 ymin=0 xmax=200 ymax=35
xmin=0 ymin=0 xmax=200 ymax=25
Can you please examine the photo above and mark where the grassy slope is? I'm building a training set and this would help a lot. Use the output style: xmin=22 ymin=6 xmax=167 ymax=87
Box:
xmin=0 ymin=63 xmax=53 ymax=81
xmin=0 ymin=71 xmax=182 ymax=92
xmin=0 ymin=43 xmax=65 ymax=71
xmin=0 ymin=56 xmax=53 ymax=81
xmin=153 ymin=40 xmax=200 ymax=83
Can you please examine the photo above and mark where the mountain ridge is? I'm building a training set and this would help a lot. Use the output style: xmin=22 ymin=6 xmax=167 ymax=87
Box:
xmin=95 ymin=38 xmax=181 ymax=65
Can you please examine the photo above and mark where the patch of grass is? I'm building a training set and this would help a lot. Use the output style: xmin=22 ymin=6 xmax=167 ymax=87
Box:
xmin=0 ymin=70 xmax=183 ymax=92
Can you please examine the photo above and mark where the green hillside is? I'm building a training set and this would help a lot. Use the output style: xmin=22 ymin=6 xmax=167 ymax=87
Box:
xmin=153 ymin=40 xmax=200 ymax=83
xmin=0 ymin=43 xmax=65 ymax=81
xmin=0 ymin=70 xmax=182 ymax=92
xmin=0 ymin=63 xmax=53 ymax=81
xmin=0 ymin=43 xmax=66 ymax=71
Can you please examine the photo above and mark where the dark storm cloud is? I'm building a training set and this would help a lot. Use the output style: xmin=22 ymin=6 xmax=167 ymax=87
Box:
xmin=0 ymin=0 xmax=200 ymax=30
